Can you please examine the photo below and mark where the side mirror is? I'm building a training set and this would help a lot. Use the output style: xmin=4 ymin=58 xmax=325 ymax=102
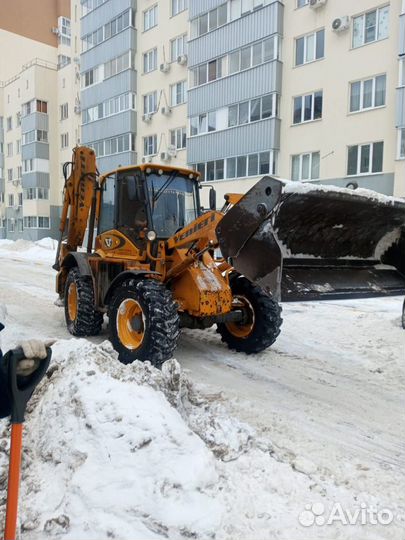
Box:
xmin=209 ymin=187 xmax=217 ymax=211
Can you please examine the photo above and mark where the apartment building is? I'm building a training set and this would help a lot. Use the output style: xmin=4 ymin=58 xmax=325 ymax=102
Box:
xmin=279 ymin=0 xmax=404 ymax=198
xmin=0 ymin=0 xmax=80 ymax=241
xmin=187 ymin=0 xmax=282 ymax=203
xmin=137 ymin=0 xmax=188 ymax=167
xmin=79 ymin=0 xmax=188 ymax=172
xmin=188 ymin=0 xmax=405 ymax=202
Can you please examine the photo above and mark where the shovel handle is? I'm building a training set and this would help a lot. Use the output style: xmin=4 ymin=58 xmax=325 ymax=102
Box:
xmin=4 ymin=423 xmax=23 ymax=540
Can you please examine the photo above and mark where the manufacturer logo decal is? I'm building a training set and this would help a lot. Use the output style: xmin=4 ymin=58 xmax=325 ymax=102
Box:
xmin=104 ymin=237 xmax=113 ymax=248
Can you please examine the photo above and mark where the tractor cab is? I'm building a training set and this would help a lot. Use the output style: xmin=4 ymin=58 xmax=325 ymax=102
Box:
xmin=98 ymin=166 xmax=201 ymax=246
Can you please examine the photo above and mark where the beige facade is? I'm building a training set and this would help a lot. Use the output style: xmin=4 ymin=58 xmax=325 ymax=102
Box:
xmin=136 ymin=0 xmax=188 ymax=167
xmin=279 ymin=0 xmax=404 ymax=198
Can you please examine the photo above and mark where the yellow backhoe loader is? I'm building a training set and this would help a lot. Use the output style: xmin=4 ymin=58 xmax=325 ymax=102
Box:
xmin=53 ymin=146 xmax=405 ymax=365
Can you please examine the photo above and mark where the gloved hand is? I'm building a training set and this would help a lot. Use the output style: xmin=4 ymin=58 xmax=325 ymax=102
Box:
xmin=16 ymin=340 xmax=55 ymax=376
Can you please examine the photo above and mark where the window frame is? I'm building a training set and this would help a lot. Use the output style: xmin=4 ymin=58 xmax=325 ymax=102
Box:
xmin=352 ymin=5 xmax=390 ymax=49
xmin=349 ymin=74 xmax=386 ymax=113
xmin=295 ymin=29 xmax=325 ymax=67
xmin=293 ymin=91 xmax=323 ymax=124
xmin=291 ymin=151 xmax=320 ymax=181
xmin=347 ymin=141 xmax=384 ymax=176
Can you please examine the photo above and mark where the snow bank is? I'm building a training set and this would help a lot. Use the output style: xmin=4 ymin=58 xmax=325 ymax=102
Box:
xmin=280 ymin=178 xmax=404 ymax=205
xmin=1 ymin=338 xmax=402 ymax=540
xmin=0 ymin=238 xmax=56 ymax=265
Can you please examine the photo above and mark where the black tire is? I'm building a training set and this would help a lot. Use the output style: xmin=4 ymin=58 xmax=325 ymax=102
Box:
xmin=402 ymin=299 xmax=405 ymax=330
xmin=108 ymin=279 xmax=180 ymax=367
xmin=64 ymin=268 xmax=103 ymax=336
xmin=217 ymin=276 xmax=282 ymax=354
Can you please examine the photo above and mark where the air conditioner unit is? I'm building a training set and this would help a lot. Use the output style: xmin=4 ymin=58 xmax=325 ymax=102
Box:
xmin=51 ymin=27 xmax=60 ymax=36
xmin=332 ymin=16 xmax=350 ymax=32
xmin=167 ymin=144 xmax=177 ymax=158
xmin=142 ymin=155 xmax=153 ymax=164
xmin=160 ymin=62 xmax=170 ymax=73
xmin=310 ymin=0 xmax=326 ymax=8
xmin=142 ymin=113 xmax=152 ymax=123
xmin=73 ymin=56 xmax=80 ymax=64
xmin=177 ymin=54 xmax=188 ymax=66
xmin=161 ymin=107 xmax=172 ymax=116
xmin=160 ymin=152 xmax=171 ymax=162
xmin=74 ymin=105 xmax=81 ymax=114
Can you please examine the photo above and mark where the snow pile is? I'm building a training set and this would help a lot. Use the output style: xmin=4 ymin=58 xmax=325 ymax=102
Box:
xmin=0 ymin=238 xmax=57 ymax=265
xmin=2 ymin=338 xmax=403 ymax=540
xmin=0 ymin=340 xmax=255 ymax=540
xmin=281 ymin=178 xmax=404 ymax=205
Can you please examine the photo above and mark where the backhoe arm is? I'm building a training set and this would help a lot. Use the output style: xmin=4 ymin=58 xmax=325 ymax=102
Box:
xmin=53 ymin=146 xmax=98 ymax=270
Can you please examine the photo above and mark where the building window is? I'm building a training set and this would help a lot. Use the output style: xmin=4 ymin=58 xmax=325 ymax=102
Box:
xmin=58 ymin=16 xmax=71 ymax=46
xmin=17 ymin=219 xmax=23 ymax=233
xmin=83 ymin=9 xmax=134 ymax=51
xmin=352 ymin=6 xmax=389 ymax=48
xmin=295 ymin=29 xmax=325 ymax=66
xmin=22 ymin=100 xmax=47 ymax=116
xmin=170 ymin=127 xmax=187 ymax=149
xmin=143 ymin=91 xmax=158 ymax=115
xmin=104 ymin=51 xmax=133 ymax=78
xmin=8 ymin=194 xmax=14 ymax=207
xmin=7 ymin=143 xmax=13 ymax=157
xmin=38 ymin=217 xmax=50 ymax=229
xmin=170 ymin=81 xmax=187 ymax=106
xmin=291 ymin=152 xmax=320 ymax=181
xmin=58 ymin=55 xmax=71 ymax=68
xmin=172 ymin=0 xmax=188 ymax=16
xmin=6 ymin=117 xmax=12 ymax=131
xmin=81 ymin=65 xmax=103 ymax=88
xmin=81 ymin=0 xmax=109 ymax=17
xmin=191 ymin=4 xmax=227 ymax=38
xmin=22 ymin=130 xmax=48 ymax=145
xmin=88 ymin=134 xmax=135 ymax=158
xmin=144 ymin=5 xmax=158 ymax=31
xmin=8 ymin=219 xmax=15 ymax=233
xmin=24 ymin=187 xmax=49 ymax=200
xmin=16 ymin=140 xmax=21 ymax=154
xmin=347 ymin=141 xmax=384 ymax=175
xmin=398 ymin=128 xmax=405 ymax=159
xmin=16 ymin=112 xmax=21 ymax=126
xmin=7 ymin=169 xmax=13 ymax=182
xmin=193 ymin=151 xmax=277 ymax=181
xmin=23 ymin=216 xmax=50 ymax=229
xmin=82 ymin=93 xmax=136 ymax=124
xmin=191 ymin=35 xmax=279 ymax=88
xmin=171 ymin=34 xmax=187 ymax=62
xmin=18 ymin=193 xmax=23 ymax=207
xmin=191 ymin=57 xmax=224 ymax=86
xmin=297 ymin=0 xmax=309 ymax=7
xmin=17 ymin=166 xmax=22 ymax=179
xmin=350 ymin=74 xmax=386 ymax=112
xmin=190 ymin=93 xmax=278 ymax=136
xmin=23 ymin=159 xmax=34 ymax=173
xmin=144 ymin=135 xmax=158 ymax=156
xmin=293 ymin=91 xmax=323 ymax=124
xmin=61 ymin=133 xmax=69 ymax=148
xmin=60 ymin=103 xmax=69 ymax=120
xmin=143 ymin=48 xmax=157 ymax=73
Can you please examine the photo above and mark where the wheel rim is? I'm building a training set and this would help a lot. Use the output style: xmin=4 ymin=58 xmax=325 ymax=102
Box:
xmin=67 ymin=283 xmax=78 ymax=322
xmin=226 ymin=295 xmax=255 ymax=339
xmin=117 ymin=299 xmax=145 ymax=350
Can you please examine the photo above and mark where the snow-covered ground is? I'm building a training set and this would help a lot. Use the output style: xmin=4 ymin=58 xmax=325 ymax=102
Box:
xmin=0 ymin=239 xmax=404 ymax=540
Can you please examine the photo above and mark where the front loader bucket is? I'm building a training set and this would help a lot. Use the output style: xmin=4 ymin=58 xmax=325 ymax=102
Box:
xmin=217 ymin=177 xmax=405 ymax=301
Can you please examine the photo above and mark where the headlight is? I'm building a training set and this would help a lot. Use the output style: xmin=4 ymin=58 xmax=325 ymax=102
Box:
xmin=147 ymin=230 xmax=157 ymax=242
